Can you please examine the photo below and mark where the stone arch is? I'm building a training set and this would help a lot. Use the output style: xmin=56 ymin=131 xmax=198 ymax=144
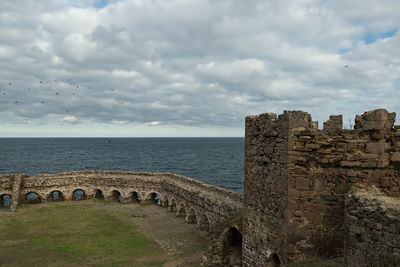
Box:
xmin=110 ymin=190 xmax=122 ymax=203
xmin=144 ymin=192 xmax=162 ymax=205
xmin=161 ymin=195 xmax=169 ymax=207
xmin=47 ymin=190 xmax=65 ymax=201
xmin=95 ymin=189 xmax=104 ymax=200
xmin=169 ymin=198 xmax=177 ymax=212
xmin=72 ymin=189 xmax=86 ymax=201
xmin=199 ymin=213 xmax=210 ymax=232
xmin=25 ymin=192 xmax=42 ymax=204
xmin=129 ymin=191 xmax=141 ymax=203
xmin=0 ymin=194 xmax=12 ymax=207
xmin=186 ymin=207 xmax=197 ymax=224
xmin=176 ymin=202 xmax=186 ymax=217
xmin=222 ymin=227 xmax=242 ymax=266
xmin=267 ymin=253 xmax=281 ymax=267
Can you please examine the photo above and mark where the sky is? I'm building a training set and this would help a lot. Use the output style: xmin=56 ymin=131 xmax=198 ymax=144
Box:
xmin=1 ymin=0 xmax=400 ymax=137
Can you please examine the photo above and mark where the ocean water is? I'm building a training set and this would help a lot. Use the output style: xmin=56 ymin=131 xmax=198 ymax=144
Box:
xmin=0 ymin=138 xmax=244 ymax=192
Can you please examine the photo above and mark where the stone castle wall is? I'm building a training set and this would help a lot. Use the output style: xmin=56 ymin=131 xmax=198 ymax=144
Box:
xmin=243 ymin=109 xmax=400 ymax=266
xmin=0 ymin=171 xmax=243 ymax=234
xmin=345 ymin=184 xmax=400 ymax=266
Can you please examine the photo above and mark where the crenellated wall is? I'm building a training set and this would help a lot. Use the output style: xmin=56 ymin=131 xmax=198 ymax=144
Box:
xmin=0 ymin=171 xmax=243 ymax=234
xmin=243 ymin=109 xmax=400 ymax=266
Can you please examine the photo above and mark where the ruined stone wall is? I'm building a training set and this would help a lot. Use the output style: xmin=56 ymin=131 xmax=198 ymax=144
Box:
xmin=0 ymin=171 xmax=242 ymax=233
xmin=344 ymin=184 xmax=400 ymax=266
xmin=244 ymin=109 xmax=400 ymax=266
xmin=243 ymin=112 xmax=291 ymax=266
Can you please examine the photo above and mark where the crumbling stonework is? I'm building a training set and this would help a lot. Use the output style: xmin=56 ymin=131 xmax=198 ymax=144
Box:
xmin=345 ymin=184 xmax=400 ymax=266
xmin=244 ymin=109 xmax=400 ymax=266
xmin=0 ymin=171 xmax=242 ymax=234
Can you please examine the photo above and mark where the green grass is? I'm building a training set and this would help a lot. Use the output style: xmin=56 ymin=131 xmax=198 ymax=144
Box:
xmin=0 ymin=201 xmax=166 ymax=266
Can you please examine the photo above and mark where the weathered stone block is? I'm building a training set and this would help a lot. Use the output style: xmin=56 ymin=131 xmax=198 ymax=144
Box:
xmin=295 ymin=177 xmax=309 ymax=190
xmin=390 ymin=152 xmax=400 ymax=162
xmin=340 ymin=161 xmax=361 ymax=167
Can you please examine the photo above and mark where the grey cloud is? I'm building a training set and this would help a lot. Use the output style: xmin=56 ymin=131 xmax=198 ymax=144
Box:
xmin=1 ymin=0 xmax=400 ymax=136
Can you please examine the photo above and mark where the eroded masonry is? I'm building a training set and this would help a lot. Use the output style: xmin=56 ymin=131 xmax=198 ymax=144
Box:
xmin=244 ymin=109 xmax=400 ymax=266
xmin=1 ymin=109 xmax=400 ymax=266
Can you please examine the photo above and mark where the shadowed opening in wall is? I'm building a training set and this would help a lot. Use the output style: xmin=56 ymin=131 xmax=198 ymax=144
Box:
xmin=187 ymin=208 xmax=197 ymax=224
xmin=169 ymin=198 xmax=177 ymax=212
xmin=48 ymin=190 xmax=64 ymax=201
xmin=111 ymin=190 xmax=122 ymax=203
xmin=176 ymin=203 xmax=186 ymax=217
xmin=26 ymin=192 xmax=41 ymax=204
xmin=1 ymin=194 xmax=11 ymax=207
xmin=271 ymin=253 xmax=281 ymax=267
xmin=200 ymin=214 xmax=210 ymax=231
xmin=73 ymin=189 xmax=86 ymax=200
xmin=95 ymin=189 xmax=104 ymax=199
xmin=130 ymin=192 xmax=141 ymax=203
xmin=149 ymin=192 xmax=161 ymax=205
xmin=222 ymin=227 xmax=242 ymax=265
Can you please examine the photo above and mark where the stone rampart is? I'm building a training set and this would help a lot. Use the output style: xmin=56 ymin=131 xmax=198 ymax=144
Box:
xmin=244 ymin=109 xmax=400 ymax=266
xmin=0 ymin=171 xmax=243 ymax=234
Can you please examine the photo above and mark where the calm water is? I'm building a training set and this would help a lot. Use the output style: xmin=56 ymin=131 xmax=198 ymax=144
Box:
xmin=0 ymin=138 xmax=244 ymax=192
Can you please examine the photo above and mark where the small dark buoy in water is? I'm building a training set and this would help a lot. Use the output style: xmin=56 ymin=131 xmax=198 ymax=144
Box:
xmin=108 ymin=139 xmax=112 ymax=143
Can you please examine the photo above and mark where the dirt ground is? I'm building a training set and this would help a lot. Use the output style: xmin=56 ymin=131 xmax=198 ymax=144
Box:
xmin=95 ymin=201 xmax=211 ymax=266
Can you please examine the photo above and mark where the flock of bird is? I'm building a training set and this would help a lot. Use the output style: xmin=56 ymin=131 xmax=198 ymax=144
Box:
xmin=0 ymin=78 xmax=122 ymax=116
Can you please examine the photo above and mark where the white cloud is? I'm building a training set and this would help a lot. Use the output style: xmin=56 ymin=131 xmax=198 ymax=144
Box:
xmin=1 ymin=0 xmax=400 ymax=137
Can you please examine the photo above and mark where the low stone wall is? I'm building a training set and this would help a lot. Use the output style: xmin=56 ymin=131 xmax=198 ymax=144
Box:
xmin=345 ymin=184 xmax=400 ymax=266
xmin=0 ymin=171 xmax=243 ymax=234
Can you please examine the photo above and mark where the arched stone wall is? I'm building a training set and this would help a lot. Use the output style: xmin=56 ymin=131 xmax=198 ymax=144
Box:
xmin=0 ymin=171 xmax=243 ymax=234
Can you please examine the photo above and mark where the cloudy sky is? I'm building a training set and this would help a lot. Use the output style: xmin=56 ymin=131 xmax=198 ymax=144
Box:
xmin=1 ymin=0 xmax=400 ymax=137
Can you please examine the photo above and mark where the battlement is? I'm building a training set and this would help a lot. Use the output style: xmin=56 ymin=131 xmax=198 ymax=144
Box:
xmin=243 ymin=109 xmax=400 ymax=266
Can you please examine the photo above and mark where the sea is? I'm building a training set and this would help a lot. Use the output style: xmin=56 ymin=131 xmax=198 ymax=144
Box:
xmin=0 ymin=138 xmax=244 ymax=193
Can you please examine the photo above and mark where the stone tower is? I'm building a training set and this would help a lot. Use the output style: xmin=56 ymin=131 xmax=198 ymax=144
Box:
xmin=243 ymin=109 xmax=400 ymax=266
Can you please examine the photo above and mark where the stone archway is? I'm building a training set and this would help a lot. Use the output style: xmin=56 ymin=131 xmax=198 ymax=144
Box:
xmin=186 ymin=208 xmax=197 ymax=224
xmin=130 ymin=191 xmax=141 ymax=203
xmin=162 ymin=196 xmax=169 ymax=208
xmin=222 ymin=227 xmax=242 ymax=266
xmin=72 ymin=189 xmax=86 ymax=201
xmin=110 ymin=190 xmax=122 ymax=203
xmin=169 ymin=198 xmax=177 ymax=212
xmin=199 ymin=213 xmax=210 ymax=232
xmin=47 ymin=190 xmax=65 ymax=201
xmin=144 ymin=192 xmax=161 ymax=205
xmin=0 ymin=194 xmax=12 ymax=207
xmin=25 ymin=192 xmax=42 ymax=204
xmin=176 ymin=203 xmax=186 ymax=217
xmin=95 ymin=189 xmax=104 ymax=200
xmin=266 ymin=253 xmax=281 ymax=267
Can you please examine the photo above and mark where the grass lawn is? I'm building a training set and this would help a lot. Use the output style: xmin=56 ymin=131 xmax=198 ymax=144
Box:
xmin=0 ymin=200 xmax=183 ymax=266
